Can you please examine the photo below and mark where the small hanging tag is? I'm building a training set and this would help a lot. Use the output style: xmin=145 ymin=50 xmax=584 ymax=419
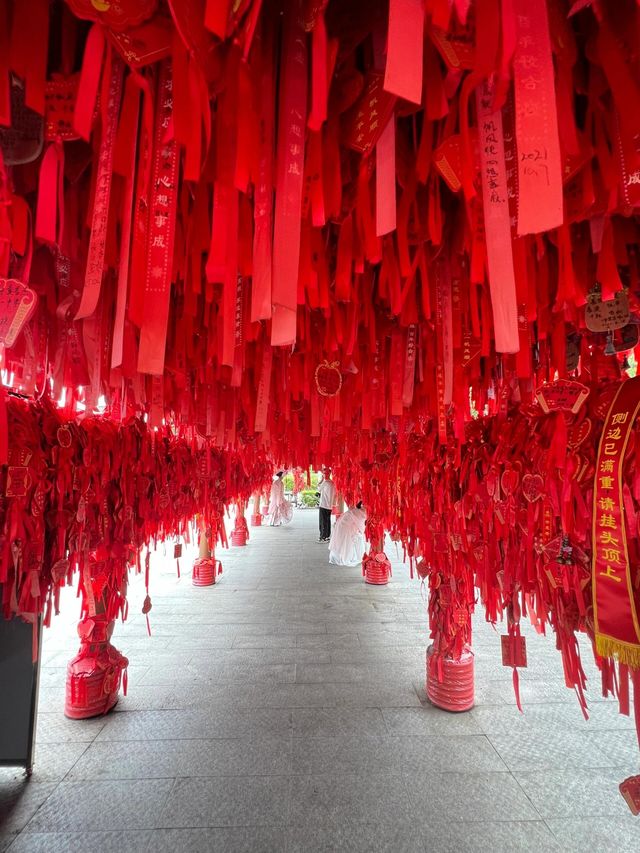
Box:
xmin=501 ymin=635 xmax=527 ymax=668
xmin=535 ymin=379 xmax=590 ymax=414
xmin=173 ymin=542 xmax=182 ymax=559
xmin=0 ymin=278 xmax=37 ymax=346
xmin=585 ymin=288 xmax=630 ymax=333
xmin=619 ymin=776 xmax=640 ymax=816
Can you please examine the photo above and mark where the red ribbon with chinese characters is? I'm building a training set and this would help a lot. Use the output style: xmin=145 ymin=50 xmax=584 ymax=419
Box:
xmin=592 ymin=377 xmax=640 ymax=667
xmin=75 ymin=51 xmax=124 ymax=320
xmin=271 ymin=3 xmax=307 ymax=347
xmin=512 ymin=0 xmax=563 ymax=236
xmin=137 ymin=60 xmax=178 ymax=376
xmin=475 ymin=79 xmax=519 ymax=354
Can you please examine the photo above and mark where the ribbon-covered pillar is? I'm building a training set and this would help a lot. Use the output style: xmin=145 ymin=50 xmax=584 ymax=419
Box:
xmin=65 ymin=546 xmax=128 ymax=719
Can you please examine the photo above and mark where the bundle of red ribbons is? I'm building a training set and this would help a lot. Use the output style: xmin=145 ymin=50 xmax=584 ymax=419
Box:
xmin=0 ymin=0 xmax=640 ymax=742
xmin=0 ymin=396 xmax=272 ymax=640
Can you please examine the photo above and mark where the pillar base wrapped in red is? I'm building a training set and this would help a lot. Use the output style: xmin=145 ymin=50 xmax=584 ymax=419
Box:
xmin=251 ymin=513 xmax=262 ymax=526
xmin=426 ymin=644 xmax=474 ymax=713
xmin=65 ymin=617 xmax=128 ymax=719
xmin=192 ymin=557 xmax=223 ymax=586
xmin=362 ymin=551 xmax=391 ymax=585
xmin=231 ymin=528 xmax=248 ymax=546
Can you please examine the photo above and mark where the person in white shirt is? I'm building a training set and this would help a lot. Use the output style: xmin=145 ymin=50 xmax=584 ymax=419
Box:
xmin=317 ymin=469 xmax=337 ymax=542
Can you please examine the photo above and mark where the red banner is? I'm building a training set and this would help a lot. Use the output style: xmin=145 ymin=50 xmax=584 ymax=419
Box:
xmin=592 ymin=377 xmax=640 ymax=667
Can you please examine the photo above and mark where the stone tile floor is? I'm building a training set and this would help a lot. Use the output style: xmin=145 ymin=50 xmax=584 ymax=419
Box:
xmin=1 ymin=509 xmax=640 ymax=852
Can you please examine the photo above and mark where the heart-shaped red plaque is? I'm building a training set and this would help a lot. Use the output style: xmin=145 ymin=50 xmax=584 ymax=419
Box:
xmin=522 ymin=473 xmax=544 ymax=503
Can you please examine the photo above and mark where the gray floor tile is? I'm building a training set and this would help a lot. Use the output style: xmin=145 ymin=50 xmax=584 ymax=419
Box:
xmin=420 ymin=820 xmax=560 ymax=852
xmin=68 ymin=737 xmax=292 ymax=779
xmin=6 ymin=831 xmax=152 ymax=852
xmin=144 ymin=827 xmax=285 ymax=852
xmin=0 ymin=780 xmax=58 ymax=833
xmin=96 ymin=708 xmax=293 ymax=741
xmin=487 ymin=729 xmax=618 ymax=771
xmin=295 ymin=662 xmax=417 ymax=684
xmin=546 ymin=816 xmax=640 ymax=852
xmin=582 ymin=730 xmax=640 ymax=766
xmin=286 ymin=822 xmax=421 ymax=852
xmin=292 ymin=708 xmax=387 ymax=738
xmin=383 ymin=706 xmax=482 ymax=736
xmin=292 ymin=734 xmax=504 ymax=775
xmin=158 ymin=776 xmax=289 ymax=827
xmin=23 ymin=779 xmax=174 ymax=831
xmin=288 ymin=774 xmax=413 ymax=827
xmin=35 ymin=713 xmax=106 ymax=744
xmin=405 ymin=771 xmax=540 ymax=822
xmin=515 ymin=767 xmax=640 ymax=818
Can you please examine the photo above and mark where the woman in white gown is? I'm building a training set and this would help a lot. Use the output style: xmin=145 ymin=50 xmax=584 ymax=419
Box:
xmin=329 ymin=502 xmax=366 ymax=566
xmin=268 ymin=471 xmax=293 ymax=526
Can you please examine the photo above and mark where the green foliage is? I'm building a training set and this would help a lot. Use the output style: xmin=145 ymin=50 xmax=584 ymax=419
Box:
xmin=281 ymin=470 xmax=320 ymax=493
xmin=301 ymin=489 xmax=319 ymax=507
xmin=283 ymin=473 xmax=294 ymax=492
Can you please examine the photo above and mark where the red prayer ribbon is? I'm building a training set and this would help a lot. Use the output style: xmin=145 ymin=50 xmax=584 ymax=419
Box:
xmin=137 ymin=61 xmax=179 ymax=376
xmin=513 ymin=0 xmax=563 ymax=236
xmin=271 ymin=4 xmax=308 ymax=347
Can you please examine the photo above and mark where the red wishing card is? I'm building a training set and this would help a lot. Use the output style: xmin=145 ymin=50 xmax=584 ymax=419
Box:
xmin=535 ymin=379 xmax=589 ymax=415
xmin=501 ymin=635 xmax=528 ymax=668
xmin=0 ymin=278 xmax=37 ymax=347
xmin=619 ymin=776 xmax=640 ymax=816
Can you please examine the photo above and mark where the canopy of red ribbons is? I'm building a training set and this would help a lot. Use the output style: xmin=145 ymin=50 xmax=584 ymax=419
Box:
xmin=1 ymin=0 xmax=640 ymax=734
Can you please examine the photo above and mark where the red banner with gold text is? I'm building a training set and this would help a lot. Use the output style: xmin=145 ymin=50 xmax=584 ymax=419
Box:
xmin=592 ymin=377 xmax=640 ymax=667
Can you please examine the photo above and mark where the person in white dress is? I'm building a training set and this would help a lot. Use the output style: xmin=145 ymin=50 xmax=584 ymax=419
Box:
xmin=268 ymin=471 xmax=293 ymax=526
xmin=329 ymin=502 xmax=366 ymax=566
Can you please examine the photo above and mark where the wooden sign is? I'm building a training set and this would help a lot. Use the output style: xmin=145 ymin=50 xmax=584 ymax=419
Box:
xmin=585 ymin=288 xmax=630 ymax=332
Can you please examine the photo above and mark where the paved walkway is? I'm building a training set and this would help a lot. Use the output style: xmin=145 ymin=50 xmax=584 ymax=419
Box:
xmin=2 ymin=509 xmax=640 ymax=852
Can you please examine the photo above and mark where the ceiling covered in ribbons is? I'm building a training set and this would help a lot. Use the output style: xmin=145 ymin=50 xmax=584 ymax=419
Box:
xmin=0 ymin=0 xmax=637 ymax=457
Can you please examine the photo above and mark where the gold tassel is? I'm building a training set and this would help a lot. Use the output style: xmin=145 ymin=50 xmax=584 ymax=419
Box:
xmin=595 ymin=635 xmax=640 ymax=669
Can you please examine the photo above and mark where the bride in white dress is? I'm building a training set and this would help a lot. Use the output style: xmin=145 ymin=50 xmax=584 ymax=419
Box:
xmin=268 ymin=471 xmax=293 ymax=526
xmin=329 ymin=503 xmax=366 ymax=566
